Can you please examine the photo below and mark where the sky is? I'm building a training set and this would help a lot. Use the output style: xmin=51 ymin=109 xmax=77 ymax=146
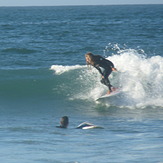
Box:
xmin=0 ymin=0 xmax=162 ymax=6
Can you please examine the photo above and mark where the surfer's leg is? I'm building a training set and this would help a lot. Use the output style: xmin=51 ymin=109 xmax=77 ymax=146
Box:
xmin=100 ymin=70 xmax=112 ymax=91
xmin=100 ymin=69 xmax=115 ymax=94
xmin=105 ymin=71 xmax=112 ymax=90
xmin=100 ymin=77 xmax=112 ymax=93
xmin=106 ymin=79 xmax=112 ymax=93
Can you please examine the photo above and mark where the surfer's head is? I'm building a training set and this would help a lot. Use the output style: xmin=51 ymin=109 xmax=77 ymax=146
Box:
xmin=85 ymin=52 xmax=96 ymax=66
xmin=60 ymin=116 xmax=69 ymax=128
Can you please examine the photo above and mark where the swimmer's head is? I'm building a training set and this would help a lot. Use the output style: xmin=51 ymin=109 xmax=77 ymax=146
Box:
xmin=60 ymin=116 xmax=69 ymax=128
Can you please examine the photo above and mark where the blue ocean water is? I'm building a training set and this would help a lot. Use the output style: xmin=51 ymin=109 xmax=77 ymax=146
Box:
xmin=0 ymin=5 xmax=163 ymax=163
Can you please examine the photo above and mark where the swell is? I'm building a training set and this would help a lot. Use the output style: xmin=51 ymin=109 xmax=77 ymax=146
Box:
xmin=0 ymin=68 xmax=56 ymax=99
xmin=1 ymin=49 xmax=163 ymax=109
xmin=1 ymin=48 xmax=38 ymax=54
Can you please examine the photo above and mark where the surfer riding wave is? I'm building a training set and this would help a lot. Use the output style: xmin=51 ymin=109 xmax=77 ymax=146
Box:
xmin=85 ymin=52 xmax=117 ymax=94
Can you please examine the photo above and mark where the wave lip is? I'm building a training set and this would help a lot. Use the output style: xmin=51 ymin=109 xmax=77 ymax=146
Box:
xmin=50 ymin=65 xmax=86 ymax=75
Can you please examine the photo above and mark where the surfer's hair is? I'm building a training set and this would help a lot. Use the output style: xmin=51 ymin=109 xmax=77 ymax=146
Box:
xmin=60 ymin=116 xmax=69 ymax=128
xmin=85 ymin=52 xmax=96 ymax=66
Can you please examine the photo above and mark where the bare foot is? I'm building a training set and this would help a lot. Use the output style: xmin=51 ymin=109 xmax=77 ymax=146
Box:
xmin=107 ymin=90 xmax=111 ymax=94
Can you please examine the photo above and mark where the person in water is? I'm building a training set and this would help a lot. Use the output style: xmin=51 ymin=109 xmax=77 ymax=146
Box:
xmin=56 ymin=116 xmax=103 ymax=129
xmin=85 ymin=52 xmax=117 ymax=94
xmin=56 ymin=116 xmax=69 ymax=128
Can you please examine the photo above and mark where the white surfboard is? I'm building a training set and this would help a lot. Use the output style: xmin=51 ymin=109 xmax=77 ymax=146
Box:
xmin=96 ymin=89 xmax=121 ymax=101
xmin=76 ymin=122 xmax=103 ymax=129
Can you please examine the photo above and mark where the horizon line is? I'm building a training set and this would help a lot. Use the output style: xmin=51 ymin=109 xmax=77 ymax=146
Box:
xmin=0 ymin=3 xmax=162 ymax=7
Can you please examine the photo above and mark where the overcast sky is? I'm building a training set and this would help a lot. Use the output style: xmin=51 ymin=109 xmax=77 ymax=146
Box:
xmin=0 ymin=0 xmax=162 ymax=6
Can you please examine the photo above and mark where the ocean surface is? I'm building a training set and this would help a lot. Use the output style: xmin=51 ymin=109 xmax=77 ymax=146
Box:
xmin=0 ymin=5 xmax=163 ymax=163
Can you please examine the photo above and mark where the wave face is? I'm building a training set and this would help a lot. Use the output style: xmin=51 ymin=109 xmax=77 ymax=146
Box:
xmin=1 ymin=47 xmax=163 ymax=110
xmin=51 ymin=48 xmax=163 ymax=109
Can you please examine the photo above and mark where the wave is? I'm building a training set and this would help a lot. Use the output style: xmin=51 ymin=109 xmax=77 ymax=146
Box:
xmin=51 ymin=48 xmax=163 ymax=109
xmin=1 ymin=48 xmax=38 ymax=54
xmin=0 ymin=68 xmax=55 ymax=100
xmin=1 ymin=46 xmax=163 ymax=109
xmin=50 ymin=65 xmax=86 ymax=75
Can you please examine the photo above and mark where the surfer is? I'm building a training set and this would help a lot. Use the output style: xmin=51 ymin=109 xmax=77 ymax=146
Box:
xmin=56 ymin=116 xmax=69 ymax=128
xmin=56 ymin=116 xmax=103 ymax=129
xmin=85 ymin=52 xmax=117 ymax=94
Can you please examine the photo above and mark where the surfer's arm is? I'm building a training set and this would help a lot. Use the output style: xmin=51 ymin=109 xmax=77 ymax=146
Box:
xmin=112 ymin=67 xmax=117 ymax=71
xmin=94 ymin=65 xmax=103 ymax=76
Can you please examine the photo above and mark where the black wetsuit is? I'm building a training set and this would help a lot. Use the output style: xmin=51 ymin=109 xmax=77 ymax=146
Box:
xmin=93 ymin=55 xmax=114 ymax=91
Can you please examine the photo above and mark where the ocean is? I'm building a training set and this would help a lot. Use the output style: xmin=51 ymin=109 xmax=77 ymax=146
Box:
xmin=0 ymin=4 xmax=163 ymax=163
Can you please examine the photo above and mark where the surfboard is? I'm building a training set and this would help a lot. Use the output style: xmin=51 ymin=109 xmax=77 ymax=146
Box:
xmin=96 ymin=89 xmax=121 ymax=101
xmin=76 ymin=122 xmax=103 ymax=129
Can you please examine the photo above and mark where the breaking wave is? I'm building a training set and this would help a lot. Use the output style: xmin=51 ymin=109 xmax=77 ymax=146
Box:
xmin=51 ymin=48 xmax=163 ymax=109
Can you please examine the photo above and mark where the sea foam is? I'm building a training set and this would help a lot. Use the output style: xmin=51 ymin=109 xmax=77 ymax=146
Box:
xmin=51 ymin=48 xmax=163 ymax=108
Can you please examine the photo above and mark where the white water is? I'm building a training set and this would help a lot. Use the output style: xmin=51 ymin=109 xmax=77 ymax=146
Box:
xmin=51 ymin=49 xmax=163 ymax=109
xmin=50 ymin=65 xmax=86 ymax=75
